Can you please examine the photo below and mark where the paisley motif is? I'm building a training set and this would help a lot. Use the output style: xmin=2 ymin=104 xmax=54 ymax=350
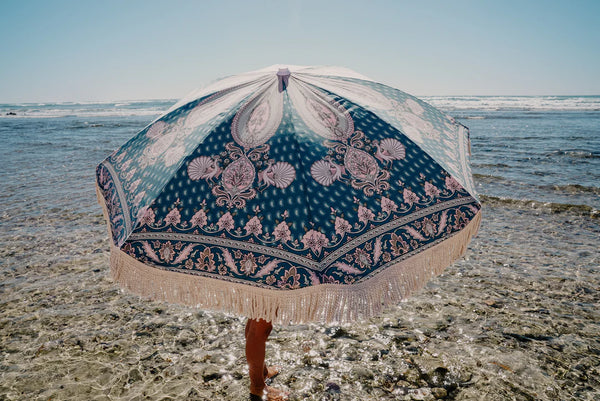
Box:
xmin=247 ymin=103 xmax=270 ymax=135
xmin=287 ymin=79 xmax=354 ymax=141
xmin=210 ymin=154 xmax=257 ymax=209
xmin=231 ymin=81 xmax=283 ymax=149
xmin=221 ymin=156 xmax=255 ymax=196
xmin=188 ymin=141 xmax=295 ymax=210
xmin=184 ymin=84 xmax=258 ymax=129
xmin=310 ymin=132 xmax=401 ymax=196
xmin=344 ymin=147 xmax=380 ymax=183
xmin=97 ymin=66 xmax=481 ymax=324
xmin=286 ymin=80 xmax=402 ymax=196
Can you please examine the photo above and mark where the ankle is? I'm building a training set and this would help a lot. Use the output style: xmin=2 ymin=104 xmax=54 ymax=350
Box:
xmin=250 ymin=384 xmax=265 ymax=397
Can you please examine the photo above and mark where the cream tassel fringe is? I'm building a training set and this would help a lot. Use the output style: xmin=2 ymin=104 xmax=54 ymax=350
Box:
xmin=97 ymin=186 xmax=481 ymax=325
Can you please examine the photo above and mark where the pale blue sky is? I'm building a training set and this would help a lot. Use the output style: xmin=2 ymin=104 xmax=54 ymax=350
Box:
xmin=1 ymin=0 xmax=598 ymax=102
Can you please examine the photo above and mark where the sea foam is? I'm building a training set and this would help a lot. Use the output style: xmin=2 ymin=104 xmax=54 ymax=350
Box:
xmin=423 ymin=95 xmax=600 ymax=111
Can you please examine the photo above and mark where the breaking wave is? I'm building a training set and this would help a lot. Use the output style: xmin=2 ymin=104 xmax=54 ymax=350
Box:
xmin=479 ymin=195 xmax=599 ymax=218
xmin=0 ymin=100 xmax=176 ymax=119
xmin=423 ymin=95 xmax=600 ymax=112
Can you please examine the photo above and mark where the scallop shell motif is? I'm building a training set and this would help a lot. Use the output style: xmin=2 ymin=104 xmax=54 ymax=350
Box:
xmin=163 ymin=145 xmax=186 ymax=167
xmin=311 ymin=159 xmax=338 ymax=186
xmin=269 ymin=162 xmax=296 ymax=189
xmin=380 ymin=138 xmax=406 ymax=160
xmin=188 ymin=156 xmax=215 ymax=181
xmin=147 ymin=132 xmax=177 ymax=158
xmin=146 ymin=121 xmax=168 ymax=139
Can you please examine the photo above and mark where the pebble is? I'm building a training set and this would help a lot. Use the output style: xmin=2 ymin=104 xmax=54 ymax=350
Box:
xmin=431 ymin=387 xmax=447 ymax=399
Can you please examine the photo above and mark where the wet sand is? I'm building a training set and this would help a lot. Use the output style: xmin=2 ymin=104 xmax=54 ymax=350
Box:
xmin=1 ymin=202 xmax=599 ymax=401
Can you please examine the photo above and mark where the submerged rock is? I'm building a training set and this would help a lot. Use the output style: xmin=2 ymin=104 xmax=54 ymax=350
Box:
xmin=431 ymin=387 xmax=447 ymax=399
xmin=325 ymin=382 xmax=341 ymax=393
xmin=201 ymin=365 xmax=223 ymax=382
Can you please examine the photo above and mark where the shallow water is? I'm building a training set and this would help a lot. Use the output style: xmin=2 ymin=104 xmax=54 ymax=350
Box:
xmin=1 ymin=204 xmax=598 ymax=400
xmin=1 ymin=97 xmax=599 ymax=400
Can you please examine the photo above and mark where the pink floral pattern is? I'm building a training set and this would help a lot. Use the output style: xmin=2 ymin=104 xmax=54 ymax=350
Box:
xmin=278 ymin=266 xmax=301 ymax=289
xmin=273 ymin=221 xmax=292 ymax=242
xmin=195 ymin=248 xmax=216 ymax=272
xmin=138 ymin=207 xmax=156 ymax=226
xmin=424 ymin=182 xmax=441 ymax=198
xmin=357 ymin=205 xmax=375 ymax=224
xmin=129 ymin=198 xmax=478 ymax=293
xmin=301 ymin=230 xmax=329 ymax=255
xmin=159 ymin=241 xmax=175 ymax=262
xmin=217 ymin=212 xmax=234 ymax=231
xmin=352 ymin=248 xmax=372 ymax=269
xmin=445 ymin=176 xmax=463 ymax=192
xmin=164 ymin=208 xmax=181 ymax=226
xmin=402 ymin=188 xmax=419 ymax=205
xmin=190 ymin=209 xmax=207 ymax=228
xmin=334 ymin=217 xmax=352 ymax=237
xmin=244 ymin=216 xmax=263 ymax=236
xmin=380 ymin=196 xmax=398 ymax=214
xmin=126 ymin=164 xmax=477 ymax=292
xmin=240 ymin=253 xmax=258 ymax=275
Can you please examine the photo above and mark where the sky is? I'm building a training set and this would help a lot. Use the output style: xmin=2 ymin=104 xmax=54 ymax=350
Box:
xmin=1 ymin=0 xmax=599 ymax=102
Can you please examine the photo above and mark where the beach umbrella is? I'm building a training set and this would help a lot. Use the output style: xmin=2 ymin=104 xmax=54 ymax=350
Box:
xmin=96 ymin=65 xmax=481 ymax=324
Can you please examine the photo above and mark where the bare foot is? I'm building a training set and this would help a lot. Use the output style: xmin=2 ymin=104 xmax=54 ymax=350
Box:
xmin=264 ymin=365 xmax=281 ymax=380
xmin=266 ymin=385 xmax=289 ymax=401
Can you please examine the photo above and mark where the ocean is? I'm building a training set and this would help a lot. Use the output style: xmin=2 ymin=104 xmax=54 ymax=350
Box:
xmin=431 ymin=96 xmax=600 ymax=212
xmin=1 ymin=96 xmax=598 ymax=221
xmin=1 ymin=96 xmax=599 ymax=400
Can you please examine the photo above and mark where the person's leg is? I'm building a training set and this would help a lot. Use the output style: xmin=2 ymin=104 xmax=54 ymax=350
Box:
xmin=245 ymin=318 xmax=273 ymax=397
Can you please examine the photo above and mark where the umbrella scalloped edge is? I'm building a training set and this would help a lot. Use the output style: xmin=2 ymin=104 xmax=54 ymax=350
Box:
xmin=97 ymin=186 xmax=481 ymax=325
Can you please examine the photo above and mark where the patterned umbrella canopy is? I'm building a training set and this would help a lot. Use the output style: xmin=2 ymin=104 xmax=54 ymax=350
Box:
xmin=96 ymin=65 xmax=481 ymax=324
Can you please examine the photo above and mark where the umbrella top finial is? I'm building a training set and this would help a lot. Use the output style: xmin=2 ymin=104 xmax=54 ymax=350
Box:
xmin=277 ymin=68 xmax=291 ymax=92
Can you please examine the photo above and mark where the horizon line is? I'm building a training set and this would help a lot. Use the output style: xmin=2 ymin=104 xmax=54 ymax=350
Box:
xmin=2 ymin=94 xmax=600 ymax=105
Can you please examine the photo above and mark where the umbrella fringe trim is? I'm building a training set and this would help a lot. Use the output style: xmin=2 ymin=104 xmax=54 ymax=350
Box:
xmin=99 ymin=186 xmax=481 ymax=324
